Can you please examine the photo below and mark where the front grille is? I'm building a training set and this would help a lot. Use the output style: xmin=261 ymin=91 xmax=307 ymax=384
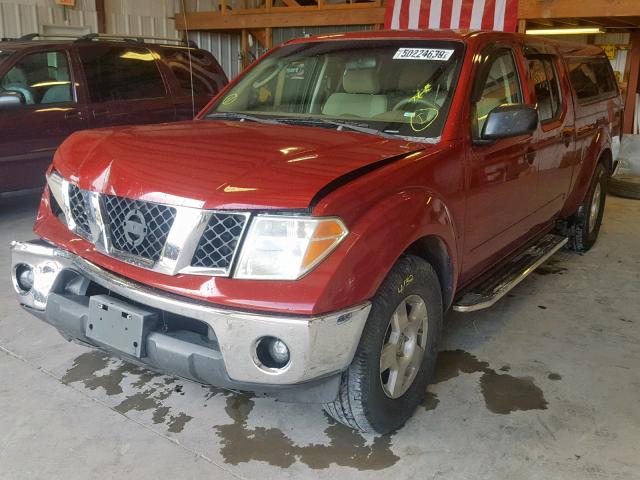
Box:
xmin=68 ymin=184 xmax=91 ymax=238
xmin=191 ymin=213 xmax=247 ymax=270
xmin=102 ymin=195 xmax=177 ymax=262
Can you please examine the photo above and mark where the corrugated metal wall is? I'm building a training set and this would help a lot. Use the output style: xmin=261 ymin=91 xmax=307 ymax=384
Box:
xmin=188 ymin=30 xmax=242 ymax=78
xmin=103 ymin=0 xmax=180 ymax=40
xmin=272 ymin=24 xmax=372 ymax=45
xmin=1 ymin=1 xmax=371 ymax=79
xmin=0 ymin=0 xmax=97 ymax=38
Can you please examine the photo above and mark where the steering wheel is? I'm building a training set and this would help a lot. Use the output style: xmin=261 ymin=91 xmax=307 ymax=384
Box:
xmin=392 ymin=96 xmax=439 ymax=112
xmin=252 ymin=64 xmax=281 ymax=89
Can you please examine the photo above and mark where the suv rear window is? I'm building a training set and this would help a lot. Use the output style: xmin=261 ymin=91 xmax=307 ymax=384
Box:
xmin=163 ymin=47 xmax=224 ymax=97
xmin=79 ymin=46 xmax=166 ymax=102
xmin=568 ymin=58 xmax=617 ymax=103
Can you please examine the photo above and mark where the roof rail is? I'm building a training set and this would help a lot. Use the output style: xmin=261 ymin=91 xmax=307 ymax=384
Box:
xmin=74 ymin=33 xmax=197 ymax=48
xmin=1 ymin=32 xmax=197 ymax=48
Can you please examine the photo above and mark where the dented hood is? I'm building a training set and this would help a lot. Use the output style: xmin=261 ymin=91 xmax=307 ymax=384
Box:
xmin=53 ymin=120 xmax=423 ymax=210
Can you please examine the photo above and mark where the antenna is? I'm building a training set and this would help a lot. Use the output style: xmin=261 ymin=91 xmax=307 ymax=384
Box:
xmin=180 ymin=0 xmax=196 ymax=119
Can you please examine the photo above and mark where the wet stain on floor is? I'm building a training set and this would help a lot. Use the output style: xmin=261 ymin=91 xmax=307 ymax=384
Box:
xmin=534 ymin=263 xmax=568 ymax=275
xmin=212 ymin=393 xmax=399 ymax=470
xmin=61 ymin=349 xmax=548 ymax=470
xmin=431 ymin=349 xmax=548 ymax=414
xmin=61 ymin=351 xmax=193 ymax=433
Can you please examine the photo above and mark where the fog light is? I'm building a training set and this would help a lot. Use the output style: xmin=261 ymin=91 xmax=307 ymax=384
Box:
xmin=255 ymin=336 xmax=290 ymax=370
xmin=15 ymin=264 xmax=34 ymax=292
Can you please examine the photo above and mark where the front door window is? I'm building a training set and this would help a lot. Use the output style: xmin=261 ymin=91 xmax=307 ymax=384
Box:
xmin=0 ymin=51 xmax=73 ymax=106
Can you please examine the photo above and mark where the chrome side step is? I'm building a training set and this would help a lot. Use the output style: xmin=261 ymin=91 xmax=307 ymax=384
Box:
xmin=453 ymin=234 xmax=568 ymax=312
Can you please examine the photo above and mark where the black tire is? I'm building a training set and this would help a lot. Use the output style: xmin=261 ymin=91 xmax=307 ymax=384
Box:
xmin=566 ymin=163 xmax=607 ymax=253
xmin=609 ymin=175 xmax=640 ymax=200
xmin=323 ymin=255 xmax=443 ymax=434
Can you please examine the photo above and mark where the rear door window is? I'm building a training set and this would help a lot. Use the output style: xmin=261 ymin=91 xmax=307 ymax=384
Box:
xmin=0 ymin=50 xmax=73 ymax=105
xmin=568 ymin=59 xmax=617 ymax=103
xmin=527 ymin=56 xmax=562 ymax=122
xmin=79 ymin=46 xmax=166 ymax=103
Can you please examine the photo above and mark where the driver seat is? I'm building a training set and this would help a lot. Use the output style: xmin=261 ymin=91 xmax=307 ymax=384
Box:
xmin=322 ymin=68 xmax=387 ymax=118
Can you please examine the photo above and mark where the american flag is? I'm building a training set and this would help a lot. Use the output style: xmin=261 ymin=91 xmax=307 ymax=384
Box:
xmin=385 ymin=0 xmax=518 ymax=32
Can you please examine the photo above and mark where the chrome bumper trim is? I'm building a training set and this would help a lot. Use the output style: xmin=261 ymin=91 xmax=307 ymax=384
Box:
xmin=11 ymin=240 xmax=371 ymax=385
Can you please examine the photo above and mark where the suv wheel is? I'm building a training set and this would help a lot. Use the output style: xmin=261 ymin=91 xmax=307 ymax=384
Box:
xmin=567 ymin=163 xmax=607 ymax=253
xmin=323 ymin=255 xmax=443 ymax=434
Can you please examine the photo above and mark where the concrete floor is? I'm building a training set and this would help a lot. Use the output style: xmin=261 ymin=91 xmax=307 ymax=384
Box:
xmin=0 ymin=191 xmax=638 ymax=480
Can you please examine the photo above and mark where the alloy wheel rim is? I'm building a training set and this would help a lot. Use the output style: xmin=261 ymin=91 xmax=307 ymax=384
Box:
xmin=589 ymin=182 xmax=602 ymax=233
xmin=380 ymin=294 xmax=429 ymax=399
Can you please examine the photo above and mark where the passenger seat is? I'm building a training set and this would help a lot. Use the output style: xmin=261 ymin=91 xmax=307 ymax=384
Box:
xmin=41 ymin=68 xmax=72 ymax=104
xmin=322 ymin=68 xmax=387 ymax=118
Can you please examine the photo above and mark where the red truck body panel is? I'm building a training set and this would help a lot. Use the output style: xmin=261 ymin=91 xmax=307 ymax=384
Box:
xmin=32 ymin=30 xmax=622 ymax=316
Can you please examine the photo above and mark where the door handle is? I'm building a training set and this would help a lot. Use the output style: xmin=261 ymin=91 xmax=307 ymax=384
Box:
xmin=92 ymin=109 xmax=110 ymax=119
xmin=64 ymin=110 xmax=84 ymax=120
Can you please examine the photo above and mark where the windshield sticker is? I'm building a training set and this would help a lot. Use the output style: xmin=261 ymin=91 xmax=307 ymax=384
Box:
xmin=393 ymin=48 xmax=454 ymax=61
xmin=222 ymin=93 xmax=238 ymax=105
xmin=409 ymin=108 xmax=439 ymax=132
xmin=411 ymin=83 xmax=432 ymax=103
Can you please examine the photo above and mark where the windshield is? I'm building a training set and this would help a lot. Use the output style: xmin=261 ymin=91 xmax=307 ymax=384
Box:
xmin=206 ymin=39 xmax=464 ymax=140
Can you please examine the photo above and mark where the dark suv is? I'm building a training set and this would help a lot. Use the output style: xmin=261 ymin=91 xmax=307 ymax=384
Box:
xmin=0 ymin=34 xmax=228 ymax=193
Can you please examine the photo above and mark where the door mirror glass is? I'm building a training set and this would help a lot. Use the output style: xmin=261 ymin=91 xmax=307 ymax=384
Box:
xmin=481 ymin=104 xmax=538 ymax=140
xmin=0 ymin=91 xmax=24 ymax=108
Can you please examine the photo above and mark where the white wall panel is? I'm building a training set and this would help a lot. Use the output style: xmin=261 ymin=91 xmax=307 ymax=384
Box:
xmin=0 ymin=0 xmax=97 ymax=38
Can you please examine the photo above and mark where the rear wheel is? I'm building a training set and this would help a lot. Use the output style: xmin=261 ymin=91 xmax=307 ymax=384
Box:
xmin=567 ymin=163 xmax=607 ymax=252
xmin=323 ymin=255 xmax=443 ymax=434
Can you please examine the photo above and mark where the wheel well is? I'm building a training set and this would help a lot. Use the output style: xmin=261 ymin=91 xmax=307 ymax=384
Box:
xmin=405 ymin=235 xmax=454 ymax=309
xmin=600 ymin=148 xmax=613 ymax=175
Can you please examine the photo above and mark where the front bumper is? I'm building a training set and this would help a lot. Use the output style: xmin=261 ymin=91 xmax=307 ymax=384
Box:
xmin=11 ymin=240 xmax=371 ymax=402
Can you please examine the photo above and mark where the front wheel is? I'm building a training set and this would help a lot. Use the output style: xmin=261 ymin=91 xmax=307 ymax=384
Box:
xmin=567 ymin=163 xmax=608 ymax=252
xmin=323 ymin=255 xmax=443 ymax=434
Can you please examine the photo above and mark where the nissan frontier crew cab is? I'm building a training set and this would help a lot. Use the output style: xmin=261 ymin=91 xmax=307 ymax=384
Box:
xmin=11 ymin=30 xmax=622 ymax=434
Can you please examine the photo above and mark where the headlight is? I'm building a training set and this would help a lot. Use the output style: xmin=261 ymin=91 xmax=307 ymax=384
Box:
xmin=234 ymin=216 xmax=348 ymax=280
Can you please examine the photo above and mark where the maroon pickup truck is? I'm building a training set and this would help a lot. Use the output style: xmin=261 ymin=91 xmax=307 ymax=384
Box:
xmin=11 ymin=30 xmax=622 ymax=434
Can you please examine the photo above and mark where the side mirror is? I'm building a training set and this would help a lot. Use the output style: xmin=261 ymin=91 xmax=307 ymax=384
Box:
xmin=0 ymin=91 xmax=25 ymax=109
xmin=481 ymin=104 xmax=538 ymax=141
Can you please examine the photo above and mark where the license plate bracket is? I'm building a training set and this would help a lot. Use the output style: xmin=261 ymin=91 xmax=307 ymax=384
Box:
xmin=86 ymin=294 xmax=158 ymax=358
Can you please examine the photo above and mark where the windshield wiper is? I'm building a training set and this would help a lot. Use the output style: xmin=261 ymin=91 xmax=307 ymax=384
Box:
xmin=205 ymin=112 xmax=283 ymax=125
xmin=279 ymin=117 xmax=397 ymax=139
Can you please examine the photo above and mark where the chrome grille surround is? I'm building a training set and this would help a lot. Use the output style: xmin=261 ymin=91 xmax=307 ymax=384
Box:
xmin=47 ymin=174 xmax=250 ymax=277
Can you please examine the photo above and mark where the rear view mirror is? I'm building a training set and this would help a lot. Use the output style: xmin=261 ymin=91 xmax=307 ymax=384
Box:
xmin=0 ymin=91 xmax=24 ymax=109
xmin=481 ymin=104 xmax=538 ymax=141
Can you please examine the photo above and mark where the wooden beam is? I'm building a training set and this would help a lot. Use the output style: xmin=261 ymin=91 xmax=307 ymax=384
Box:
xmin=241 ymin=29 xmax=250 ymax=69
xmin=176 ymin=7 xmax=385 ymax=30
xmin=519 ymin=0 xmax=640 ymax=19
xmin=623 ymin=31 xmax=640 ymax=134
xmin=265 ymin=26 xmax=273 ymax=49
xmin=95 ymin=0 xmax=106 ymax=33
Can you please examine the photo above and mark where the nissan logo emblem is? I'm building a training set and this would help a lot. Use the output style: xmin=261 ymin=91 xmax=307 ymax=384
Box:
xmin=123 ymin=209 xmax=147 ymax=247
